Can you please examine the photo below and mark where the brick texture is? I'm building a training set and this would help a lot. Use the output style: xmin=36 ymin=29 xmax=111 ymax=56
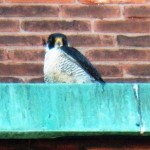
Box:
xmin=0 ymin=0 xmax=150 ymax=84
xmin=94 ymin=20 xmax=150 ymax=33
xmin=124 ymin=6 xmax=150 ymax=19
xmin=79 ymin=0 xmax=146 ymax=4
xmin=27 ymin=76 xmax=44 ymax=83
xmin=126 ymin=64 xmax=150 ymax=76
xmin=8 ymin=49 xmax=44 ymax=61
xmin=106 ymin=77 xmax=150 ymax=82
xmin=0 ymin=36 xmax=41 ymax=46
xmin=117 ymin=35 xmax=150 ymax=47
xmin=68 ymin=35 xmax=115 ymax=47
xmin=96 ymin=65 xmax=123 ymax=77
xmin=5 ymin=0 xmax=74 ymax=3
xmin=0 ymin=20 xmax=19 ymax=32
xmin=0 ymin=49 xmax=7 ymax=61
xmin=0 ymin=5 xmax=59 ymax=17
xmin=86 ymin=49 xmax=150 ymax=61
xmin=61 ymin=5 xmax=120 ymax=19
xmin=1 ymin=137 xmax=150 ymax=150
xmin=22 ymin=20 xmax=91 ymax=32
xmin=0 ymin=62 xmax=43 ymax=76
xmin=0 ymin=77 xmax=23 ymax=82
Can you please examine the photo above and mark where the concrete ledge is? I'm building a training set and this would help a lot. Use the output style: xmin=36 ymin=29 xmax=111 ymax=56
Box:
xmin=0 ymin=83 xmax=150 ymax=138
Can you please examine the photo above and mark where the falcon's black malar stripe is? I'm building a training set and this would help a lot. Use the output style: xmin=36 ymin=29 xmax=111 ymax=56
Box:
xmin=61 ymin=46 xmax=105 ymax=83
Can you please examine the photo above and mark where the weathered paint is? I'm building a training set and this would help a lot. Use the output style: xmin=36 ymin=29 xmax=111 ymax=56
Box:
xmin=139 ymin=84 xmax=150 ymax=135
xmin=0 ymin=83 xmax=149 ymax=138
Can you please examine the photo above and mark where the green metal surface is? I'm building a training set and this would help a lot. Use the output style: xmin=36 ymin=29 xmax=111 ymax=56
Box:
xmin=0 ymin=83 xmax=149 ymax=138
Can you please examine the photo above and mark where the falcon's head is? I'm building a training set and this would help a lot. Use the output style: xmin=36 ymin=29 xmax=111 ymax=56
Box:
xmin=43 ymin=33 xmax=69 ymax=50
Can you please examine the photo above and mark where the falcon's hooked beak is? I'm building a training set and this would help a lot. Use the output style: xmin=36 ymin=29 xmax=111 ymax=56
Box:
xmin=55 ymin=37 xmax=63 ymax=48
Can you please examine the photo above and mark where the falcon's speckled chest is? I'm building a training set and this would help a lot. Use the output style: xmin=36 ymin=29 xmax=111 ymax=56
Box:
xmin=43 ymin=48 xmax=95 ymax=83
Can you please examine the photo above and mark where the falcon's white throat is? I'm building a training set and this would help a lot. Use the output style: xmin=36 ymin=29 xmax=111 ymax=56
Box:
xmin=44 ymin=43 xmax=50 ymax=52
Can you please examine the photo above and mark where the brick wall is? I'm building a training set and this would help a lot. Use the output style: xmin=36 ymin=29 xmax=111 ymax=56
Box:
xmin=0 ymin=1 xmax=150 ymax=149
xmin=0 ymin=0 xmax=150 ymax=83
xmin=1 ymin=136 xmax=150 ymax=150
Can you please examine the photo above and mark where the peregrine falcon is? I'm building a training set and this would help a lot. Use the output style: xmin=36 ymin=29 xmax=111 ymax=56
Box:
xmin=43 ymin=33 xmax=105 ymax=83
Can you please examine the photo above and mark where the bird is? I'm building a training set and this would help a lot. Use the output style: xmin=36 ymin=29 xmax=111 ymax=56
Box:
xmin=43 ymin=33 xmax=105 ymax=84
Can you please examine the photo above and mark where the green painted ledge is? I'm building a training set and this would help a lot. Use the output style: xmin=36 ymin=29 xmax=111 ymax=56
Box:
xmin=0 ymin=83 xmax=150 ymax=138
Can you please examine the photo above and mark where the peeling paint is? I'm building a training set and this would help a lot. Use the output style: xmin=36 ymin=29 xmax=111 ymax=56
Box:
xmin=0 ymin=83 xmax=148 ymax=138
xmin=133 ymin=83 xmax=144 ymax=134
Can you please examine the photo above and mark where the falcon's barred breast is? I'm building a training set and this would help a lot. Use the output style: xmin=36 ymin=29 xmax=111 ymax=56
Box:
xmin=43 ymin=33 xmax=105 ymax=84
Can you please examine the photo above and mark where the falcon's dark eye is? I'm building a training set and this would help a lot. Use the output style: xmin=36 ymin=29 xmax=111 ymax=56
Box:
xmin=63 ymin=37 xmax=68 ymax=46
xmin=48 ymin=37 xmax=53 ymax=42
xmin=48 ymin=36 xmax=55 ymax=48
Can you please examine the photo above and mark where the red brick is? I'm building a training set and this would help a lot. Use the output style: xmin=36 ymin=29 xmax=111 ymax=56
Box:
xmin=27 ymin=76 xmax=44 ymax=83
xmin=96 ymin=65 xmax=123 ymax=77
xmin=124 ymin=6 xmax=150 ymax=19
xmin=68 ymin=35 xmax=115 ymax=47
xmin=8 ymin=49 xmax=44 ymax=62
xmin=61 ymin=5 xmax=120 ymax=19
xmin=79 ymin=0 xmax=146 ymax=4
xmin=0 ymin=5 xmax=59 ymax=17
xmin=0 ymin=138 xmax=148 ymax=150
xmin=0 ymin=49 xmax=7 ymax=61
xmin=94 ymin=20 xmax=150 ymax=33
xmin=126 ymin=64 xmax=150 ymax=76
xmin=22 ymin=20 xmax=91 ymax=32
xmin=0 ymin=35 xmax=41 ymax=46
xmin=30 ymin=140 xmax=57 ymax=150
xmin=87 ymin=145 xmax=150 ymax=150
xmin=0 ymin=20 xmax=19 ymax=32
xmin=85 ymin=49 xmax=150 ymax=61
xmin=30 ymin=141 xmax=79 ymax=150
xmin=57 ymin=145 xmax=79 ymax=150
xmin=106 ymin=77 xmax=150 ymax=83
xmin=117 ymin=35 xmax=150 ymax=47
xmin=5 ymin=0 xmax=74 ymax=3
xmin=0 ymin=140 xmax=30 ymax=150
xmin=0 ymin=77 xmax=23 ymax=82
xmin=0 ymin=62 xmax=43 ymax=76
